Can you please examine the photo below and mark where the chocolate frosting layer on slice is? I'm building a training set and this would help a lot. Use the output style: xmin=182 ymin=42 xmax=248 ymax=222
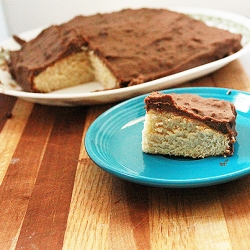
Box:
xmin=145 ymin=92 xmax=237 ymax=136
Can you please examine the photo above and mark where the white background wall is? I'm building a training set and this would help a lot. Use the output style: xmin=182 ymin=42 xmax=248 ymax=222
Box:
xmin=0 ymin=0 xmax=8 ymax=40
xmin=2 ymin=0 xmax=250 ymax=35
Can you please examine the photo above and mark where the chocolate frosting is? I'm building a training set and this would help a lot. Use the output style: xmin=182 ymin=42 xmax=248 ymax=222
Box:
xmin=64 ymin=8 xmax=242 ymax=86
xmin=8 ymin=8 xmax=242 ymax=92
xmin=145 ymin=92 xmax=237 ymax=137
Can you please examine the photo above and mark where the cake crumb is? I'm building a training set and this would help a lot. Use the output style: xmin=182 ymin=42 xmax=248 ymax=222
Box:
xmin=219 ymin=159 xmax=229 ymax=166
xmin=5 ymin=112 xmax=13 ymax=119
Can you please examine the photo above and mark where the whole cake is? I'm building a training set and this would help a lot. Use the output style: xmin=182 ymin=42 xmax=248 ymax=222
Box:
xmin=142 ymin=92 xmax=237 ymax=158
xmin=8 ymin=8 xmax=242 ymax=93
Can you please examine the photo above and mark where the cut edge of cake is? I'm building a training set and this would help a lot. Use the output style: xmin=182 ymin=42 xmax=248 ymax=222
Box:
xmin=8 ymin=26 xmax=120 ymax=93
xmin=33 ymin=50 xmax=119 ymax=93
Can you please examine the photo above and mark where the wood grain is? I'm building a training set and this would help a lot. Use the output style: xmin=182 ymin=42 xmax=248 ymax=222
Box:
xmin=15 ymin=106 xmax=88 ymax=249
xmin=63 ymin=105 xmax=112 ymax=250
xmin=0 ymin=60 xmax=250 ymax=250
xmin=0 ymin=99 xmax=34 ymax=184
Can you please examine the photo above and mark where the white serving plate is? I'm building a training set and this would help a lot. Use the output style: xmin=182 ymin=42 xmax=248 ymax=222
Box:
xmin=1 ymin=7 xmax=250 ymax=106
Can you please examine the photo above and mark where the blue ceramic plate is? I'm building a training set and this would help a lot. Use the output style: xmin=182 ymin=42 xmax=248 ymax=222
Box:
xmin=85 ymin=87 xmax=250 ymax=188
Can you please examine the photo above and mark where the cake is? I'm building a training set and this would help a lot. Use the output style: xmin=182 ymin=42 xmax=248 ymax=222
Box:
xmin=142 ymin=92 xmax=237 ymax=158
xmin=8 ymin=8 xmax=242 ymax=93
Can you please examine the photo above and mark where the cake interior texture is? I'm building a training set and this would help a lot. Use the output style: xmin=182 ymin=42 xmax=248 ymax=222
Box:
xmin=34 ymin=51 xmax=95 ymax=92
xmin=7 ymin=8 xmax=242 ymax=93
xmin=142 ymin=110 xmax=233 ymax=158
xmin=142 ymin=92 xmax=237 ymax=158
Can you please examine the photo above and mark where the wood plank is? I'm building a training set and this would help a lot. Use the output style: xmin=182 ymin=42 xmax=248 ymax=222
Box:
xmin=212 ymin=60 xmax=250 ymax=91
xmin=109 ymin=181 xmax=150 ymax=250
xmin=149 ymin=187 xmax=232 ymax=250
xmin=0 ymin=99 xmax=34 ymax=184
xmin=182 ymin=60 xmax=250 ymax=91
xmin=0 ymin=94 xmax=16 ymax=132
xmin=63 ymin=105 xmax=113 ymax=250
xmin=63 ymin=159 xmax=113 ymax=250
xmin=15 ymin=106 xmax=88 ymax=250
xmin=0 ymin=104 xmax=53 ymax=250
xmin=217 ymin=178 xmax=250 ymax=249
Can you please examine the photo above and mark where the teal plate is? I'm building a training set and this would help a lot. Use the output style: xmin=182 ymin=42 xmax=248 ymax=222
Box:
xmin=85 ymin=87 xmax=250 ymax=188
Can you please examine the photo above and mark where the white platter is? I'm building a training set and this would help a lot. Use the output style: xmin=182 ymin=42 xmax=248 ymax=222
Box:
xmin=1 ymin=7 xmax=250 ymax=106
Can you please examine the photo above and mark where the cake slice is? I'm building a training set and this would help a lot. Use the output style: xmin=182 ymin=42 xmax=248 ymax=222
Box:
xmin=8 ymin=8 xmax=242 ymax=93
xmin=142 ymin=92 xmax=237 ymax=158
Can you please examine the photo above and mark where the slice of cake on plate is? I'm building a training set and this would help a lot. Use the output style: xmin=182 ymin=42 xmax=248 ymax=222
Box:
xmin=142 ymin=92 xmax=237 ymax=158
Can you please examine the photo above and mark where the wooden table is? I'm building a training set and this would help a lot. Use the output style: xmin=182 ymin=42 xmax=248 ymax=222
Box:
xmin=0 ymin=60 xmax=250 ymax=250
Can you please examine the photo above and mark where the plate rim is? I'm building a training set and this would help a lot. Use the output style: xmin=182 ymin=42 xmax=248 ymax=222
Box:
xmin=85 ymin=86 xmax=250 ymax=188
